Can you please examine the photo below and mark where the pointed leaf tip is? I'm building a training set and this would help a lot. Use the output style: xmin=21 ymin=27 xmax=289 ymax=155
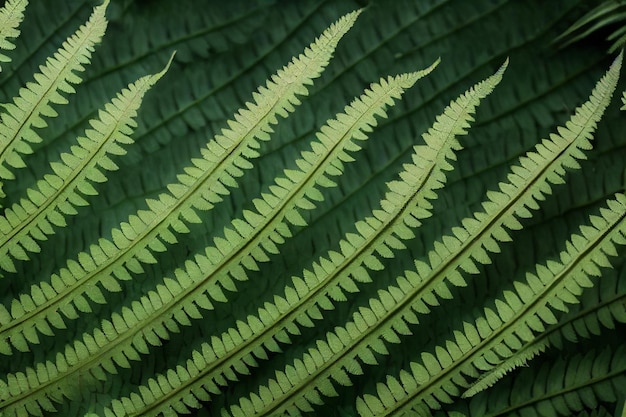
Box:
xmin=399 ymin=58 xmax=440 ymax=90
xmin=613 ymin=49 xmax=624 ymax=69
xmin=94 ymin=0 xmax=110 ymax=16
xmin=497 ymin=58 xmax=509 ymax=75
xmin=156 ymin=51 xmax=176 ymax=79
xmin=332 ymin=9 xmax=362 ymax=36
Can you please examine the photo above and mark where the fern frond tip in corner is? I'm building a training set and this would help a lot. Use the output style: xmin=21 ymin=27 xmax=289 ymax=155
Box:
xmin=0 ymin=0 xmax=27 ymax=71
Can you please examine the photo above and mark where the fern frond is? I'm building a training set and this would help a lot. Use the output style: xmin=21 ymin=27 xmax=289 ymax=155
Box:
xmin=0 ymin=0 xmax=109 ymax=199
xmin=0 ymin=0 xmax=27 ymax=72
xmin=355 ymin=193 xmax=626 ymax=417
xmin=348 ymin=53 xmax=623 ymax=415
xmin=342 ymin=49 xmax=619 ymax=354
xmin=0 ymin=53 xmax=174 ymax=276
xmin=463 ymin=344 xmax=626 ymax=417
xmin=0 ymin=66 xmax=432 ymax=416
xmin=456 ymin=86 xmax=626 ymax=397
xmin=0 ymin=10 xmax=360 ymax=354
xmin=0 ymin=18 xmax=437 ymax=416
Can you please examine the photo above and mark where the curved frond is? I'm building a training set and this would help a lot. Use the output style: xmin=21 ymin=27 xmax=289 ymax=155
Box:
xmin=0 ymin=0 xmax=27 ymax=73
xmin=0 ymin=0 xmax=109 ymax=198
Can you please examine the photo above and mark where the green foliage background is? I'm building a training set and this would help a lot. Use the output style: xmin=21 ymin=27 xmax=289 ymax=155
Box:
xmin=0 ymin=0 xmax=624 ymax=416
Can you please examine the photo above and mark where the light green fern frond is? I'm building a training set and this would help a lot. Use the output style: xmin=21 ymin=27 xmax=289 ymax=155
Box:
xmin=0 ymin=1 xmax=624 ymax=417
xmin=0 ymin=0 xmax=26 ymax=73
xmin=458 ymin=193 xmax=626 ymax=401
xmin=0 ymin=0 xmax=109 ymax=201
xmin=181 ymin=63 xmax=506 ymax=417
xmin=0 ymin=58 xmax=174 ymax=352
xmin=96 ymin=59 xmax=503 ymax=417
xmin=351 ymin=54 xmax=624 ymax=416
xmin=0 ymin=64 xmax=434 ymax=416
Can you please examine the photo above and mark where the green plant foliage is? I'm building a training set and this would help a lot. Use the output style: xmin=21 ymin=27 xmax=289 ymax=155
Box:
xmin=556 ymin=0 xmax=626 ymax=53
xmin=0 ymin=1 xmax=624 ymax=417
